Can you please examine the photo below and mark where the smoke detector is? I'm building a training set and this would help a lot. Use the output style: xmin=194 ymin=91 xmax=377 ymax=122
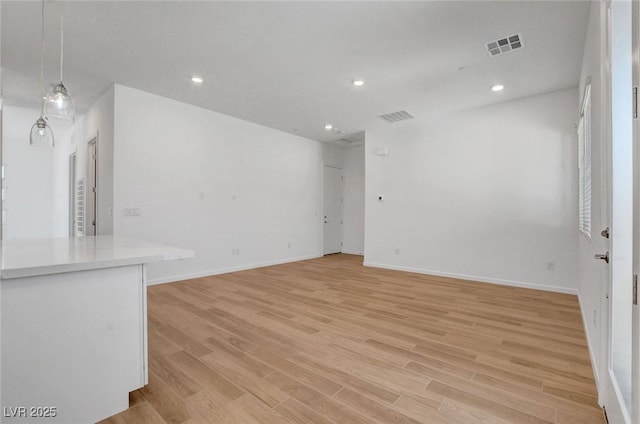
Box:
xmin=485 ymin=33 xmax=523 ymax=57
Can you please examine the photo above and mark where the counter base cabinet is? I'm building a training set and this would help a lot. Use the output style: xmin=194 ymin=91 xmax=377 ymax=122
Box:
xmin=1 ymin=264 xmax=148 ymax=424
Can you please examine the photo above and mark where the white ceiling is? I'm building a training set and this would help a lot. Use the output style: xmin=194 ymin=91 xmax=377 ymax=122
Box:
xmin=1 ymin=1 xmax=590 ymax=144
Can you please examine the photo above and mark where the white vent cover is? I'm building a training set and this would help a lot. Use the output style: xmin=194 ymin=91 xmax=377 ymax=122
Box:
xmin=485 ymin=33 xmax=523 ymax=57
xmin=378 ymin=110 xmax=414 ymax=123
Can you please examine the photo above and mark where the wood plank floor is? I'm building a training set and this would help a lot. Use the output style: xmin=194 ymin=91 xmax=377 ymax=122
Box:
xmin=101 ymin=254 xmax=605 ymax=424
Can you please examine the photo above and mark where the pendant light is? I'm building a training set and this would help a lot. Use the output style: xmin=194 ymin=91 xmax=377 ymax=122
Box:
xmin=30 ymin=0 xmax=54 ymax=148
xmin=45 ymin=2 xmax=74 ymax=122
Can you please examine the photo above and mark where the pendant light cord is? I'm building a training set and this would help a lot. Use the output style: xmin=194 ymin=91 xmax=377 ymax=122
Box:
xmin=59 ymin=5 xmax=64 ymax=82
xmin=39 ymin=0 xmax=46 ymax=115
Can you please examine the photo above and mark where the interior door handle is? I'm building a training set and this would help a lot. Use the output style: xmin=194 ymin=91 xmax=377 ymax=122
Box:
xmin=594 ymin=252 xmax=609 ymax=263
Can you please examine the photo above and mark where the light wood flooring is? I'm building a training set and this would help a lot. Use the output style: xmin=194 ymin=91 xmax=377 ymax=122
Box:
xmin=101 ymin=254 xmax=605 ymax=424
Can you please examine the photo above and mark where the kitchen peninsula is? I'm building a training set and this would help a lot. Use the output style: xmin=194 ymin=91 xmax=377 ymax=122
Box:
xmin=1 ymin=236 xmax=194 ymax=423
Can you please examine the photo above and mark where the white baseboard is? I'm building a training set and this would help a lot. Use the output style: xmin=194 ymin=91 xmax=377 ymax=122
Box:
xmin=341 ymin=249 xmax=364 ymax=255
xmin=147 ymin=254 xmax=323 ymax=285
xmin=363 ymin=261 xmax=579 ymax=295
xmin=577 ymin=292 xmax=601 ymax=393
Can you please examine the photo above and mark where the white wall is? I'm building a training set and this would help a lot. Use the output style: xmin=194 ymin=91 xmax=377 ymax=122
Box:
xmin=81 ymin=86 xmax=115 ymax=236
xmin=1 ymin=86 xmax=114 ymax=240
xmin=609 ymin=0 xmax=633 ymax=410
xmin=576 ymin=1 xmax=607 ymax=393
xmin=2 ymin=106 xmax=55 ymax=239
xmin=112 ymin=85 xmax=324 ymax=283
xmin=343 ymin=145 xmax=365 ymax=254
xmin=364 ymin=88 xmax=579 ymax=293
xmin=323 ymin=144 xmax=344 ymax=169
xmin=51 ymin=120 xmax=78 ymax=238
xmin=50 ymin=86 xmax=114 ymax=238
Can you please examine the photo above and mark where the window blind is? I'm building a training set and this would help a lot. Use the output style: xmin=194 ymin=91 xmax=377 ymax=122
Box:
xmin=578 ymin=84 xmax=592 ymax=237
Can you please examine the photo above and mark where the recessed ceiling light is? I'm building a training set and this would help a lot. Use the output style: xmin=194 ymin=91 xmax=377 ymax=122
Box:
xmin=191 ymin=76 xmax=204 ymax=84
xmin=324 ymin=124 xmax=333 ymax=130
xmin=491 ymin=84 xmax=504 ymax=92
xmin=352 ymin=79 xmax=365 ymax=86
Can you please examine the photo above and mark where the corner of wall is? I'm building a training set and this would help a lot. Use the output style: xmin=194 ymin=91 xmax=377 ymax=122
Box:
xmin=363 ymin=89 xmax=580 ymax=294
xmin=82 ymin=84 xmax=115 ymax=235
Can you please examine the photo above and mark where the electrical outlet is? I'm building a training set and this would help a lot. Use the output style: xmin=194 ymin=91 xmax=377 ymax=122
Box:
xmin=231 ymin=248 xmax=240 ymax=255
xmin=199 ymin=192 xmax=205 ymax=200
xmin=287 ymin=242 xmax=291 ymax=248
xmin=546 ymin=262 xmax=555 ymax=271
xmin=395 ymin=248 xmax=400 ymax=255
xmin=123 ymin=208 xmax=141 ymax=217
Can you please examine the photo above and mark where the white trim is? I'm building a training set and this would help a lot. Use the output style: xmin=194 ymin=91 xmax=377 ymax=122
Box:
xmin=578 ymin=292 xmax=601 ymax=392
xmin=362 ymin=261 xmax=578 ymax=295
xmin=147 ymin=254 xmax=323 ymax=285
xmin=341 ymin=249 xmax=364 ymax=255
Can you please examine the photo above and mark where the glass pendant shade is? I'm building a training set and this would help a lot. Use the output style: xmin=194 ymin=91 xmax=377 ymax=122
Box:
xmin=45 ymin=82 xmax=74 ymax=122
xmin=30 ymin=116 xmax=55 ymax=147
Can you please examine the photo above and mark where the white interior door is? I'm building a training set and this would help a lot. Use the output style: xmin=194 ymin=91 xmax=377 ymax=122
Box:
xmin=602 ymin=1 xmax=636 ymax=422
xmin=632 ymin=1 xmax=640 ymax=422
xmin=323 ymin=165 xmax=342 ymax=255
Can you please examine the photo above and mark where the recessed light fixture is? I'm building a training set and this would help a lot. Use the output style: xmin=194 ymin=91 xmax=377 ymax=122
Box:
xmin=491 ymin=84 xmax=504 ymax=92
xmin=191 ymin=76 xmax=204 ymax=84
xmin=352 ymin=79 xmax=365 ymax=86
xmin=324 ymin=124 xmax=333 ymax=130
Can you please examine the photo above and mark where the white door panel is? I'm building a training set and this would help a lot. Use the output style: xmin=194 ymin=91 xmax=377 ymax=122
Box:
xmin=603 ymin=1 xmax=637 ymax=422
xmin=323 ymin=166 xmax=342 ymax=255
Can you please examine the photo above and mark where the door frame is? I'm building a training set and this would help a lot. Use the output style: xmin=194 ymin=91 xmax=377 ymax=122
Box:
xmin=68 ymin=151 xmax=77 ymax=237
xmin=600 ymin=0 xmax=615 ymax=415
xmin=631 ymin=0 xmax=640 ymax=421
xmin=87 ymin=134 xmax=98 ymax=236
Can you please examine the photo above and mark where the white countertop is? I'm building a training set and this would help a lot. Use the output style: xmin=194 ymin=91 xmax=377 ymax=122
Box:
xmin=1 ymin=236 xmax=195 ymax=279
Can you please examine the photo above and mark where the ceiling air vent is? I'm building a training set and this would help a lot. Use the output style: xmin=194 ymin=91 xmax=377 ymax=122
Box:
xmin=378 ymin=110 xmax=414 ymax=123
xmin=485 ymin=33 xmax=523 ymax=57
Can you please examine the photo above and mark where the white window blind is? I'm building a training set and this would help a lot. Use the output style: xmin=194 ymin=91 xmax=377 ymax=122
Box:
xmin=76 ymin=178 xmax=85 ymax=236
xmin=578 ymin=84 xmax=592 ymax=237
